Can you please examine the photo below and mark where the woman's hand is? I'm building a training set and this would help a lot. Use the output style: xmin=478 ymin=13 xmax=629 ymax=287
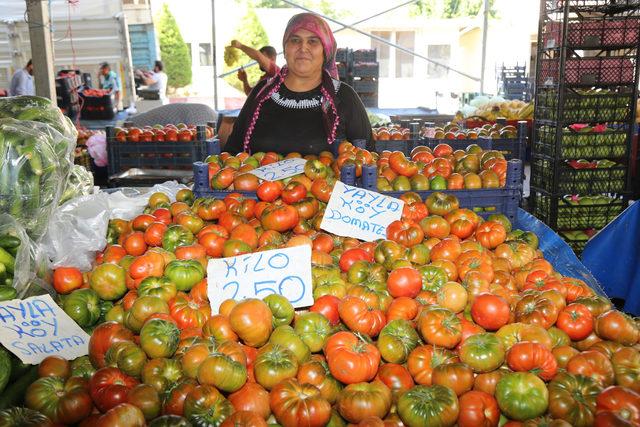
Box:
xmin=237 ymin=69 xmax=248 ymax=83
xmin=231 ymin=39 xmax=243 ymax=49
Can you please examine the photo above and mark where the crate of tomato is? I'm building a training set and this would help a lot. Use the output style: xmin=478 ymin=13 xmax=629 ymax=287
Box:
xmin=106 ymin=123 xmax=219 ymax=181
xmin=80 ymin=88 xmax=117 ymax=120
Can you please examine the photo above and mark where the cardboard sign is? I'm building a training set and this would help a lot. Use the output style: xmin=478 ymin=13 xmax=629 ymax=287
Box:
xmin=0 ymin=295 xmax=91 ymax=365
xmin=207 ymin=245 xmax=313 ymax=313
xmin=320 ymin=181 xmax=404 ymax=242
xmin=249 ymin=158 xmax=306 ymax=181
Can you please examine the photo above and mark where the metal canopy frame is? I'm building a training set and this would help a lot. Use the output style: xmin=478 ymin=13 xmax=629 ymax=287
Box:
xmin=211 ymin=0 xmax=489 ymax=109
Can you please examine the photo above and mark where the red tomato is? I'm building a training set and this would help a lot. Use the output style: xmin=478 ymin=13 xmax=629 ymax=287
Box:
xmin=52 ymin=267 xmax=83 ymax=294
xmin=256 ymin=181 xmax=283 ymax=202
xmin=386 ymin=267 xmax=422 ymax=299
xmin=471 ymin=294 xmax=510 ymax=331
xmin=310 ymin=295 xmax=341 ymax=326
xmin=339 ymin=248 xmax=373 ymax=272
xmin=556 ymin=303 xmax=594 ymax=341
xmin=123 ymin=232 xmax=147 ymax=257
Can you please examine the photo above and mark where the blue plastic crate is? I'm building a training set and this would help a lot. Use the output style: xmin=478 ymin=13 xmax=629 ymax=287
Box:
xmin=106 ymin=125 xmax=220 ymax=178
xmin=192 ymin=161 xmax=259 ymax=199
xmin=351 ymin=159 xmax=523 ymax=223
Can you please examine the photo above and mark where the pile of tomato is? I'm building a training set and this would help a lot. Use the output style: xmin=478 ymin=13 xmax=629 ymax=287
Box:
xmin=114 ymin=124 xmax=215 ymax=143
xmin=7 ymin=158 xmax=640 ymax=427
xmin=207 ymin=141 xmax=509 ymax=194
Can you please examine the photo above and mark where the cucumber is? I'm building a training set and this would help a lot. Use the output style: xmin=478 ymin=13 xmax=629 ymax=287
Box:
xmin=0 ymin=286 xmax=16 ymax=301
xmin=0 ymin=347 xmax=10 ymax=394
xmin=0 ymin=235 xmax=21 ymax=249
xmin=0 ymin=263 xmax=5 ymax=281
xmin=0 ymin=248 xmax=14 ymax=274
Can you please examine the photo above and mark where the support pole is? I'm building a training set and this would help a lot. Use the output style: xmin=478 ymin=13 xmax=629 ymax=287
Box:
xmin=25 ymin=0 xmax=56 ymax=102
xmin=211 ymin=0 xmax=219 ymax=110
xmin=480 ymin=0 xmax=490 ymax=93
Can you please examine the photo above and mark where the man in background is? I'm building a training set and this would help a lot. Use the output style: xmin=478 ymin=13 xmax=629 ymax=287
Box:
xmin=99 ymin=62 xmax=122 ymax=109
xmin=136 ymin=60 xmax=169 ymax=104
xmin=9 ymin=59 xmax=35 ymax=96
xmin=230 ymin=40 xmax=279 ymax=95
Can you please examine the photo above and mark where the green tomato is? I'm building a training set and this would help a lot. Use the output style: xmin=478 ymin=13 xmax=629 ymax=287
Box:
xmin=269 ymin=325 xmax=311 ymax=364
xmin=138 ymin=276 xmax=177 ymax=302
xmin=397 ymin=385 xmax=459 ymax=427
xmin=458 ymin=333 xmax=506 ymax=373
xmin=496 ymin=372 xmax=549 ymax=421
xmin=139 ymin=318 xmax=179 ymax=359
xmin=377 ymin=319 xmax=421 ymax=364
xmin=162 ymin=225 xmax=195 ymax=252
xmin=429 ymin=176 xmax=447 ymax=190
xmin=184 ymin=385 xmax=233 ymax=427
xmin=253 ymin=343 xmax=299 ymax=391
xmin=294 ymin=312 xmax=332 ymax=353
xmin=418 ymin=265 xmax=448 ymax=292
xmin=89 ymin=263 xmax=127 ymax=301
xmin=105 ymin=341 xmax=148 ymax=378
xmin=163 ymin=259 xmax=205 ymax=292
xmin=264 ymin=294 xmax=295 ymax=328
xmin=70 ymin=356 xmax=95 ymax=379
xmin=62 ymin=288 xmax=101 ymax=327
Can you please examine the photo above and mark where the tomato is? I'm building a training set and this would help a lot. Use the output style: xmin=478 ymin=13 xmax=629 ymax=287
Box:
xmin=594 ymin=410 xmax=635 ymax=427
xmin=261 ymin=204 xmax=299 ymax=232
xmin=96 ymin=403 xmax=146 ymax=427
xmin=270 ymin=378 xmax=332 ymax=427
xmin=281 ymin=182 xmax=307 ymax=204
xmin=514 ymin=292 xmax=560 ymax=329
xmin=506 ymin=341 xmax=558 ymax=381
xmin=470 ymin=294 xmax=510 ymax=331
xmin=123 ymin=232 xmax=147 ymax=256
xmin=89 ymin=321 xmax=135 ymax=368
xmin=52 ymin=267 xmax=83 ymax=295
xmin=567 ymin=350 xmax=615 ymax=386
xmin=425 ymin=192 xmax=459 ymax=216
xmin=183 ymin=385 xmax=234 ymax=427
xmin=25 ymin=376 xmax=93 ymax=424
xmin=389 ymin=151 xmax=418 ymax=177
xmin=89 ymin=367 xmax=139 ymax=413
xmin=612 ymin=347 xmax=640 ymax=393
xmin=385 ymin=267 xmax=421 ymax=299
xmin=197 ymin=353 xmax=247 ymax=393
xmin=90 ymin=263 xmax=127 ymax=301
xmin=417 ymin=265 xmax=448 ymax=292
xmin=62 ymin=288 xmax=101 ymax=328
xmin=138 ymin=276 xmax=177 ymax=302
xmin=339 ymin=248 xmax=373 ymax=272
xmin=386 ymin=297 xmax=420 ymax=322
xmin=142 ymin=358 xmax=185 ymax=395
xmin=127 ymin=384 xmax=161 ymax=420
xmin=220 ymin=411 xmax=268 ymax=427
xmin=430 ymin=237 xmax=462 ymax=262
xmin=556 ymin=303 xmax=594 ymax=341
xmin=547 ymin=372 xmax=602 ymax=426
xmin=296 ymin=356 xmax=342 ymax=405
xmin=0 ymin=407 xmax=54 ymax=426
xmin=143 ymin=222 xmax=168 ymax=247
xmin=254 ymin=343 xmax=299 ymax=390
xmin=596 ymin=386 xmax=640 ymax=425
xmin=386 ymin=220 xmax=424 ymax=248
xmin=269 ymin=325 xmax=311 ymax=364
xmin=338 ymin=296 xmax=386 ymax=337
xmin=309 ymin=295 xmax=341 ymax=326
xmin=228 ymin=382 xmax=271 ymax=420
xmin=495 ymin=372 xmax=549 ymax=421
xmin=104 ymin=341 xmax=147 ymax=378
xmin=336 ymin=381 xmax=392 ymax=424
xmin=458 ymin=390 xmax=500 ymax=427
xmin=139 ymin=318 xmax=180 ymax=359
xmin=432 ymin=362 xmax=474 ymax=396
xmin=595 ymin=310 xmax=640 ymax=346
xmin=375 ymin=363 xmax=414 ymax=399
xmin=324 ymin=331 xmax=380 ymax=384
xmin=229 ymin=299 xmax=273 ymax=347
xmin=417 ymin=306 xmax=462 ymax=349
xmin=162 ymin=225 xmax=195 ymax=252
xmin=459 ymin=333 xmax=506 ymax=373
xmin=475 ymin=221 xmax=507 ymax=249
xmin=129 ymin=252 xmax=165 ymax=281
xmin=397 ymin=384 xmax=459 ymax=427
xmin=377 ymin=319 xmax=421 ymax=364
xmin=294 ymin=312 xmax=332 ymax=353
xmin=163 ymin=259 xmax=205 ymax=292
xmin=169 ymin=293 xmax=210 ymax=329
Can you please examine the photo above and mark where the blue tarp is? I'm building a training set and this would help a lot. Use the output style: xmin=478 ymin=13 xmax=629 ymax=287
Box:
xmin=582 ymin=201 xmax=640 ymax=315
xmin=513 ymin=208 xmax=604 ymax=295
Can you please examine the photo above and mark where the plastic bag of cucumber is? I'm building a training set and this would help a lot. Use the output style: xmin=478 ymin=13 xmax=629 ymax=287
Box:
xmin=0 ymin=97 xmax=76 ymax=239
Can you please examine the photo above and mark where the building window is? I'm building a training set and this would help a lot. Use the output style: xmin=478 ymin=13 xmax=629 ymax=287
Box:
xmin=427 ymin=44 xmax=451 ymax=78
xmin=371 ymin=31 xmax=391 ymax=78
xmin=199 ymin=43 xmax=212 ymax=66
xmin=395 ymin=31 xmax=414 ymax=78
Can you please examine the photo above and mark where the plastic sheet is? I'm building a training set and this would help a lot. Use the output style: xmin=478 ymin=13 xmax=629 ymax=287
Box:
xmin=513 ymin=208 xmax=604 ymax=295
xmin=60 ymin=165 xmax=95 ymax=206
xmin=105 ymin=181 xmax=188 ymax=220
xmin=582 ymin=201 xmax=640 ymax=315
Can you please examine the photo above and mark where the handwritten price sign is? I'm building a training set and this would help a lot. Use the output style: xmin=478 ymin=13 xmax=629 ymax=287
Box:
xmin=207 ymin=245 xmax=314 ymax=313
xmin=249 ymin=158 xmax=306 ymax=181
xmin=320 ymin=181 xmax=404 ymax=241
xmin=0 ymin=295 xmax=90 ymax=364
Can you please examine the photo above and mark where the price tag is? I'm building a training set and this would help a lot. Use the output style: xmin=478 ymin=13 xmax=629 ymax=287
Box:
xmin=249 ymin=158 xmax=306 ymax=181
xmin=0 ymin=295 xmax=91 ymax=365
xmin=320 ymin=181 xmax=404 ymax=242
xmin=207 ymin=245 xmax=314 ymax=313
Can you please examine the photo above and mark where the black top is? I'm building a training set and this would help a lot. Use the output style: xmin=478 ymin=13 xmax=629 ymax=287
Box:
xmin=225 ymin=78 xmax=373 ymax=155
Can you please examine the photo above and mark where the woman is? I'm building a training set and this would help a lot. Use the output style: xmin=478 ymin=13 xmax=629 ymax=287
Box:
xmin=225 ymin=13 xmax=372 ymax=155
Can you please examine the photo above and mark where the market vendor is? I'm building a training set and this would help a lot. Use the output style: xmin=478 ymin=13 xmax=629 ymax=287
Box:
xmin=229 ymin=41 xmax=279 ymax=95
xmin=225 ymin=13 xmax=373 ymax=155
xmin=99 ymin=62 xmax=122 ymax=109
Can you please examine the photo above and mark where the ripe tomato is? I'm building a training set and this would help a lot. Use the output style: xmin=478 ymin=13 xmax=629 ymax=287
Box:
xmin=281 ymin=182 xmax=307 ymax=204
xmin=339 ymin=248 xmax=373 ymax=272
xmin=310 ymin=295 xmax=341 ymax=326
xmin=386 ymin=267 xmax=422 ymax=299
xmin=471 ymin=294 xmax=511 ymax=331
xmin=143 ymin=222 xmax=167 ymax=247
xmin=458 ymin=390 xmax=500 ymax=427
xmin=52 ymin=267 xmax=83 ymax=295
xmin=131 ymin=214 xmax=156 ymax=231
xmin=506 ymin=341 xmax=558 ymax=381
xmin=386 ymin=220 xmax=424 ymax=248
xmin=556 ymin=303 xmax=594 ymax=341
xmin=324 ymin=331 xmax=380 ymax=384
xmin=475 ymin=221 xmax=507 ymax=249
xmin=123 ymin=232 xmax=147 ymax=256
xmin=260 ymin=204 xmax=299 ymax=232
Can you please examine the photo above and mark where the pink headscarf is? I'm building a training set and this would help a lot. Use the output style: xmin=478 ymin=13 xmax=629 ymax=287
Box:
xmin=282 ymin=13 xmax=338 ymax=79
xmin=240 ymin=13 xmax=340 ymax=152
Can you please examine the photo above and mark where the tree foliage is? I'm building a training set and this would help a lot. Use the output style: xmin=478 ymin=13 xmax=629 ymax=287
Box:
xmin=223 ymin=9 xmax=270 ymax=93
xmin=156 ymin=4 xmax=192 ymax=88
xmin=413 ymin=0 xmax=498 ymax=18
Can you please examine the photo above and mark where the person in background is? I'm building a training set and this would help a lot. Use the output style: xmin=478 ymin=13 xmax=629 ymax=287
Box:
xmin=137 ymin=60 xmax=169 ymax=104
xmin=98 ymin=62 xmax=122 ymax=109
xmin=225 ymin=13 xmax=372 ymax=155
xmin=230 ymin=40 xmax=279 ymax=95
xmin=9 ymin=59 xmax=35 ymax=96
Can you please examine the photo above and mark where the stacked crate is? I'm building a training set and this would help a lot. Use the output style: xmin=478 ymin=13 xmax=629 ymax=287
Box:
xmin=352 ymin=49 xmax=379 ymax=108
xmin=335 ymin=48 xmax=351 ymax=85
xmin=498 ymin=64 xmax=531 ymax=101
xmin=56 ymin=70 xmax=82 ymax=120
xmin=530 ymin=0 xmax=640 ymax=254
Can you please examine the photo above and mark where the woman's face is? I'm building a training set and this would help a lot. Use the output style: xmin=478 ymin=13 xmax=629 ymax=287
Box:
xmin=284 ymin=29 xmax=324 ymax=78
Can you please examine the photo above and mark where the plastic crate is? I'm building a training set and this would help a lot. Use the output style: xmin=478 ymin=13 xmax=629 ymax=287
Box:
xmin=531 ymin=155 xmax=628 ymax=194
xmin=535 ymin=87 xmax=634 ymax=123
xmin=353 ymin=78 xmax=378 ymax=93
xmin=543 ymin=18 xmax=640 ymax=49
xmin=106 ymin=125 xmax=220 ymax=177
xmin=372 ymin=139 xmax=420 ymax=156
xmin=337 ymin=63 xmax=350 ymax=81
xmin=80 ymin=91 xmax=117 ymax=120
xmin=533 ymin=124 xmax=630 ymax=159
xmin=560 ymin=234 xmax=589 ymax=255
xmin=353 ymin=63 xmax=379 ymax=78
xmin=336 ymin=48 xmax=351 ymax=63
xmin=353 ymin=49 xmax=377 ymax=63
xmin=544 ymin=0 xmax=640 ymax=15
xmin=538 ymin=56 xmax=637 ymax=86
xmin=352 ymin=160 xmax=523 ymax=223
xmin=529 ymin=190 xmax=628 ymax=229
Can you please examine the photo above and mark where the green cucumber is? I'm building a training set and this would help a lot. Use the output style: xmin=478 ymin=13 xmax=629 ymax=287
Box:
xmin=0 ymin=347 xmax=10 ymax=394
xmin=0 ymin=248 xmax=14 ymax=273
xmin=0 ymin=235 xmax=21 ymax=249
